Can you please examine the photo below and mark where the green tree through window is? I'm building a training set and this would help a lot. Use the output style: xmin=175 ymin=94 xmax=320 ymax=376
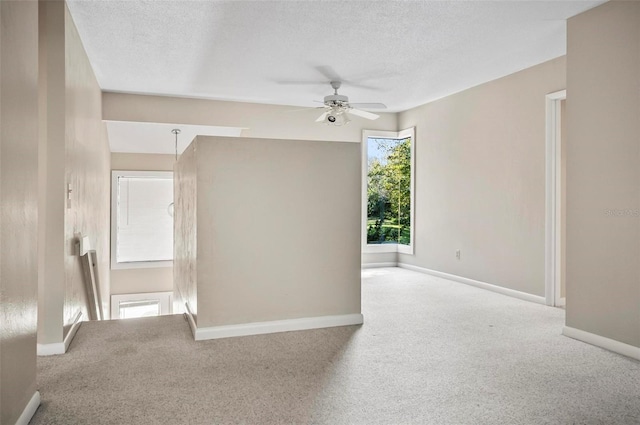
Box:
xmin=367 ymin=137 xmax=411 ymax=245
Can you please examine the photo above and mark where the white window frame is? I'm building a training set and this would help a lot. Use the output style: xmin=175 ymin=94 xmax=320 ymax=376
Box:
xmin=110 ymin=292 xmax=173 ymax=319
xmin=111 ymin=170 xmax=174 ymax=270
xmin=362 ymin=127 xmax=415 ymax=255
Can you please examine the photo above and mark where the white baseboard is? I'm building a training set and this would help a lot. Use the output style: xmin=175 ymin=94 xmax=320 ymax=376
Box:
xmin=398 ymin=263 xmax=546 ymax=305
xmin=37 ymin=311 xmax=83 ymax=356
xmin=192 ymin=313 xmax=364 ymax=341
xmin=16 ymin=391 xmax=40 ymax=425
xmin=37 ymin=341 xmax=65 ymax=356
xmin=563 ymin=326 xmax=640 ymax=361
xmin=362 ymin=262 xmax=398 ymax=269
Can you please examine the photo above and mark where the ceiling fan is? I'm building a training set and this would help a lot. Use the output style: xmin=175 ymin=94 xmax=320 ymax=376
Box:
xmin=315 ymin=81 xmax=387 ymax=125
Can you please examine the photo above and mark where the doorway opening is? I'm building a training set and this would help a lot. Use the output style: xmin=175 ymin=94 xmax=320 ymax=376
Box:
xmin=545 ymin=90 xmax=566 ymax=307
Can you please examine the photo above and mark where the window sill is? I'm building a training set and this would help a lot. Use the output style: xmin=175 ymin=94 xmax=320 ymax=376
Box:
xmin=110 ymin=260 xmax=173 ymax=270
xmin=111 ymin=291 xmax=172 ymax=319
xmin=363 ymin=244 xmax=413 ymax=255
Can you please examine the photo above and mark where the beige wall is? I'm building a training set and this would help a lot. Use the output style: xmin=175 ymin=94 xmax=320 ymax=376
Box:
xmin=111 ymin=152 xmax=175 ymax=171
xmin=104 ymin=60 xmax=566 ymax=283
xmin=110 ymin=153 xmax=174 ymax=295
xmin=39 ymin=1 xmax=111 ymax=345
xmin=0 ymin=0 xmax=40 ymax=422
xmin=362 ymin=252 xmax=397 ymax=265
xmin=103 ymin=93 xmax=398 ymax=268
xmin=175 ymin=136 xmax=361 ymax=327
xmin=560 ymin=99 xmax=567 ymax=299
xmin=103 ymin=93 xmax=398 ymax=144
xmin=64 ymin=2 xmax=111 ymax=326
xmin=38 ymin=0 xmax=66 ymax=344
xmin=566 ymin=1 xmax=640 ymax=347
xmin=398 ymin=57 xmax=566 ymax=297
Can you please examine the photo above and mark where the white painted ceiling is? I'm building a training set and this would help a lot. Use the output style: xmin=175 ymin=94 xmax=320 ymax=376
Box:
xmin=66 ymin=0 xmax=604 ymax=114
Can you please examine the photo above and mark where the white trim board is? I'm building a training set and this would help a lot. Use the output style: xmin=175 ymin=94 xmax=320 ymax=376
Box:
xmin=362 ymin=262 xmax=398 ymax=269
xmin=563 ymin=326 xmax=640 ymax=361
xmin=361 ymin=127 xmax=416 ymax=255
xmin=37 ymin=311 xmax=83 ymax=356
xmin=37 ymin=342 xmax=65 ymax=357
xmin=191 ymin=314 xmax=364 ymax=341
xmin=545 ymin=89 xmax=567 ymax=307
xmin=398 ymin=263 xmax=546 ymax=305
xmin=111 ymin=291 xmax=173 ymax=319
xmin=16 ymin=391 xmax=41 ymax=425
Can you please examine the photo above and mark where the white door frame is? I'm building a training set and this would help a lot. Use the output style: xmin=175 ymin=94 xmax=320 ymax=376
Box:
xmin=544 ymin=89 xmax=566 ymax=307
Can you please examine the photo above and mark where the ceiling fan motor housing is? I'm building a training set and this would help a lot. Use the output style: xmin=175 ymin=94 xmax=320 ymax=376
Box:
xmin=324 ymin=94 xmax=349 ymax=108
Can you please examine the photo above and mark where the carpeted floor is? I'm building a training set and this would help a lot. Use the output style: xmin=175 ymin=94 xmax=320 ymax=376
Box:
xmin=32 ymin=268 xmax=640 ymax=424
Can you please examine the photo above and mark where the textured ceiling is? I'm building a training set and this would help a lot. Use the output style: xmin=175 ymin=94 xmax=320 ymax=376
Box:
xmin=67 ymin=0 xmax=604 ymax=112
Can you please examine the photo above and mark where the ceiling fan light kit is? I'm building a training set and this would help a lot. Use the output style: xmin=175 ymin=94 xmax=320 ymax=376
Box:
xmin=324 ymin=108 xmax=351 ymax=126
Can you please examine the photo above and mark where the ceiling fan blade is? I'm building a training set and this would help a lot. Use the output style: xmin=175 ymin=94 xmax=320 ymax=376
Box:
xmin=275 ymin=80 xmax=326 ymax=86
xmin=315 ymin=65 xmax=341 ymax=82
xmin=314 ymin=66 xmax=382 ymax=90
xmin=285 ymin=106 xmax=325 ymax=113
xmin=315 ymin=111 xmax=328 ymax=122
xmin=347 ymin=108 xmax=380 ymax=120
xmin=349 ymin=102 xmax=387 ymax=109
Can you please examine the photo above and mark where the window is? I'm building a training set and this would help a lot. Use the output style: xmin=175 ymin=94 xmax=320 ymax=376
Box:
xmin=111 ymin=171 xmax=174 ymax=269
xmin=110 ymin=292 xmax=172 ymax=319
xmin=362 ymin=128 xmax=415 ymax=254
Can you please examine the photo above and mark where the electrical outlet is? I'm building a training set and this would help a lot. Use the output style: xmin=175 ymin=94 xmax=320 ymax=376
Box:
xmin=456 ymin=249 xmax=461 ymax=260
